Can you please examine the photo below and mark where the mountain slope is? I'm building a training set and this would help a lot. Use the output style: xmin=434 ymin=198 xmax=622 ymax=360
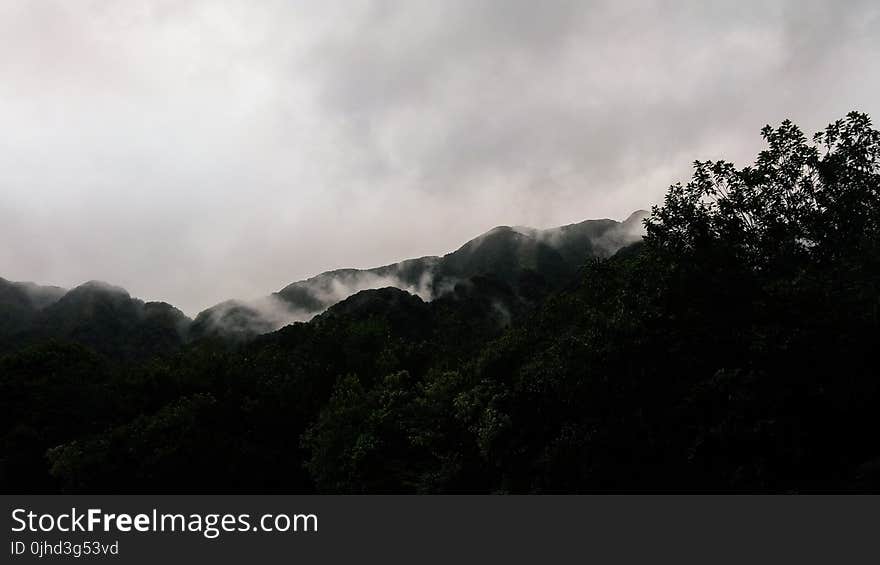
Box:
xmin=286 ymin=211 xmax=648 ymax=307
xmin=0 ymin=280 xmax=190 ymax=359
xmin=0 ymin=278 xmax=67 ymax=337
xmin=0 ymin=211 xmax=648 ymax=347
xmin=195 ymin=211 xmax=648 ymax=337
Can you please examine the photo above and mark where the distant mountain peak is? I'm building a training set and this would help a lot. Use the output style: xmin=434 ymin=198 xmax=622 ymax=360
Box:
xmin=623 ymin=209 xmax=650 ymax=224
xmin=71 ymin=280 xmax=131 ymax=296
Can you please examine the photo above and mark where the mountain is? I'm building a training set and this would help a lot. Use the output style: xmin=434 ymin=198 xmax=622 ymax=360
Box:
xmin=0 ymin=280 xmax=190 ymax=359
xmin=0 ymin=278 xmax=67 ymax=337
xmin=283 ymin=210 xmax=648 ymax=308
xmin=0 ymin=211 xmax=647 ymax=346
xmin=0 ymin=278 xmax=67 ymax=310
xmin=193 ymin=211 xmax=648 ymax=338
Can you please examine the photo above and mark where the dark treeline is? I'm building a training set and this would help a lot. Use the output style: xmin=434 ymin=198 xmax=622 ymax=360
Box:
xmin=2 ymin=112 xmax=879 ymax=492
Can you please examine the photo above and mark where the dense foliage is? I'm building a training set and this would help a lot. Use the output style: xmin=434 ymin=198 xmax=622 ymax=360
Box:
xmin=2 ymin=112 xmax=879 ymax=492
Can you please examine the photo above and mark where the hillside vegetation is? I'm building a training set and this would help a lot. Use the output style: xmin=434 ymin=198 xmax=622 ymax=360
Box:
xmin=1 ymin=112 xmax=878 ymax=492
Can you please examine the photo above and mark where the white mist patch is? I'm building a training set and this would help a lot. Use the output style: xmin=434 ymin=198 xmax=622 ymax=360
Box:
xmin=491 ymin=300 xmax=512 ymax=327
xmin=308 ymin=271 xmax=435 ymax=305
xmin=196 ymin=295 xmax=317 ymax=337
xmin=250 ymin=295 xmax=318 ymax=328
xmin=591 ymin=210 xmax=649 ymax=256
xmin=11 ymin=280 xmax=67 ymax=310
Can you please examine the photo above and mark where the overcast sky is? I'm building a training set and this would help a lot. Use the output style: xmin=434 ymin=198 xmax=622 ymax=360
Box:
xmin=1 ymin=0 xmax=878 ymax=314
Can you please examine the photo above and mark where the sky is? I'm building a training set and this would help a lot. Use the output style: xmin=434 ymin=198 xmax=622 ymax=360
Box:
xmin=1 ymin=0 xmax=879 ymax=315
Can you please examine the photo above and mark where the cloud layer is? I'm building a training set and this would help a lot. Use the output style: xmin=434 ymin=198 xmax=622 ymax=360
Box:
xmin=1 ymin=0 xmax=878 ymax=314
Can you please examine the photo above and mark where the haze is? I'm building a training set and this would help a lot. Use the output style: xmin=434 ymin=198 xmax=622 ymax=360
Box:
xmin=1 ymin=0 xmax=878 ymax=315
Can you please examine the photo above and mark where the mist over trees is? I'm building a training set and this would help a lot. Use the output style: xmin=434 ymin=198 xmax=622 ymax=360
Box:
xmin=1 ymin=112 xmax=879 ymax=492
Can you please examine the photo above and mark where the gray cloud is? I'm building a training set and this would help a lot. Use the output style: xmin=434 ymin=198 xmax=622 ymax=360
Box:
xmin=1 ymin=0 xmax=878 ymax=314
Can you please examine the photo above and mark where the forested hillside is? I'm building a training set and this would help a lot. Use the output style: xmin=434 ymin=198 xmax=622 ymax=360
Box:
xmin=2 ymin=112 xmax=878 ymax=492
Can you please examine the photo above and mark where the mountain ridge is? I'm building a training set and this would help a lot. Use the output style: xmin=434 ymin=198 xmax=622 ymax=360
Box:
xmin=1 ymin=211 xmax=648 ymax=347
xmin=194 ymin=211 xmax=648 ymax=338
